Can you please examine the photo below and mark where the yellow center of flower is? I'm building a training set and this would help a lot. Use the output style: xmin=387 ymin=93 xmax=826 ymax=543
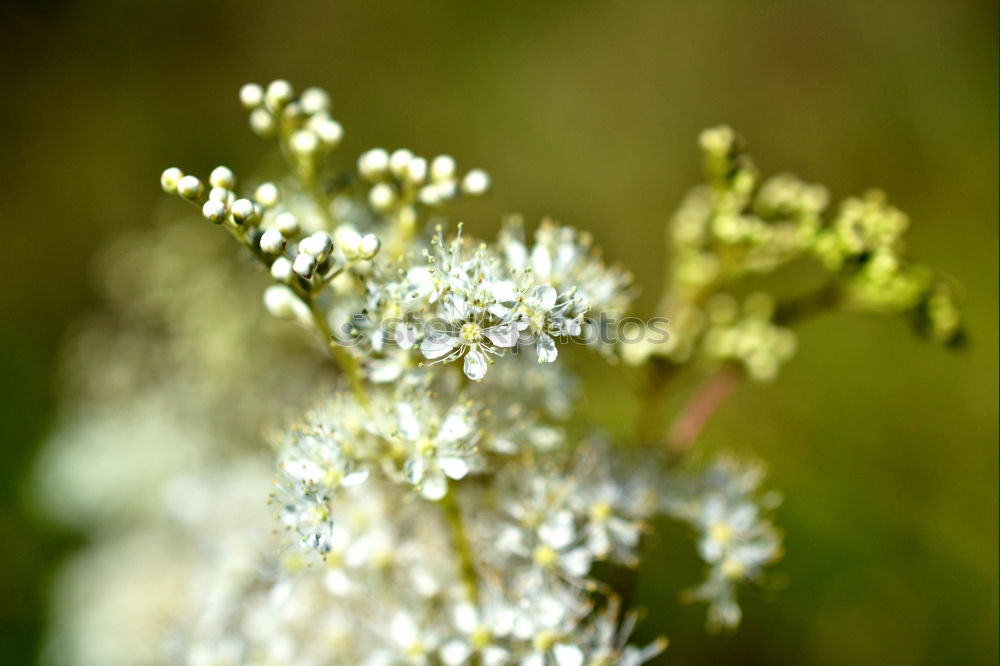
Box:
xmin=709 ymin=522 xmax=734 ymax=545
xmin=533 ymin=630 xmax=556 ymax=652
xmin=533 ymin=545 xmax=558 ymax=567
xmin=418 ymin=438 xmax=436 ymax=456
xmin=461 ymin=322 xmax=482 ymax=343
xmin=721 ymin=556 xmax=746 ymax=579
xmin=471 ymin=626 xmax=492 ymax=649
xmin=591 ymin=501 xmax=612 ymax=522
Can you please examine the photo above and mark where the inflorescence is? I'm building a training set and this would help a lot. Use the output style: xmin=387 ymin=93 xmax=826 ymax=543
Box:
xmin=30 ymin=78 xmax=962 ymax=666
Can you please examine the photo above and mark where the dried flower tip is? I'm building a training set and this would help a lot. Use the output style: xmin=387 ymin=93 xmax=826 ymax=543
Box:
xmin=255 ymin=182 xmax=280 ymax=208
xmin=201 ymin=199 xmax=228 ymax=224
xmin=358 ymin=148 xmax=390 ymax=181
xmin=176 ymin=175 xmax=204 ymax=201
xmin=209 ymin=166 xmax=236 ymax=190
xmin=430 ymin=155 xmax=456 ymax=182
xmin=239 ymin=82 xmax=264 ymax=109
xmin=265 ymin=79 xmax=294 ymax=109
xmin=230 ymin=198 xmax=258 ymax=225
xmin=259 ymin=229 xmax=285 ymax=254
xmin=274 ymin=212 xmax=299 ymax=236
xmin=299 ymin=87 xmax=331 ymax=115
xmin=160 ymin=167 xmax=184 ymax=193
xmin=461 ymin=169 xmax=491 ymax=196
xmin=292 ymin=252 xmax=318 ymax=279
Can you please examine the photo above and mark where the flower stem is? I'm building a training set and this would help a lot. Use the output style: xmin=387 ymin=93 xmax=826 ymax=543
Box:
xmin=667 ymin=364 xmax=741 ymax=454
xmin=441 ymin=486 xmax=479 ymax=605
xmin=304 ymin=297 xmax=370 ymax=406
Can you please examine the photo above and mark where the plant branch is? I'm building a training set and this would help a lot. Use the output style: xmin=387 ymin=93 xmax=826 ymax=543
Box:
xmin=667 ymin=364 xmax=741 ymax=455
xmin=441 ymin=486 xmax=479 ymax=604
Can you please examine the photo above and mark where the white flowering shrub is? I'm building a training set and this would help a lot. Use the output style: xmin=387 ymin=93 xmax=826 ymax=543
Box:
xmin=36 ymin=80 xmax=962 ymax=666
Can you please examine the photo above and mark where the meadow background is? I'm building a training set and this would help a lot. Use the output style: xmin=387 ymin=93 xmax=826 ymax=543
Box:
xmin=0 ymin=1 xmax=995 ymax=663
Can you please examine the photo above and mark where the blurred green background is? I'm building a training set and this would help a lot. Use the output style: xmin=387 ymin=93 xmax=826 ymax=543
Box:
xmin=0 ymin=0 xmax=995 ymax=664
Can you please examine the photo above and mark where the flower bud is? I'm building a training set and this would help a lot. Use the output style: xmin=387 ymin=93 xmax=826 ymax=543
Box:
xmin=160 ymin=167 xmax=184 ymax=193
xmin=358 ymin=233 xmax=381 ymax=260
xmin=259 ymin=229 xmax=285 ymax=254
xmin=270 ymin=256 xmax=293 ymax=282
xmin=300 ymin=87 xmax=331 ymax=115
xmin=275 ymin=212 xmax=299 ymax=236
xmin=239 ymin=83 xmax=264 ymax=109
xmin=292 ymin=252 xmax=318 ymax=279
xmin=405 ymin=157 xmax=428 ymax=185
xmin=176 ymin=175 xmax=204 ymax=201
xmin=314 ymin=119 xmax=343 ymax=148
xmin=255 ymin=182 xmax=280 ymax=208
xmin=461 ymin=169 xmax=491 ymax=196
xmin=263 ymin=285 xmax=299 ymax=318
xmin=208 ymin=187 xmax=230 ymax=202
xmin=369 ymin=183 xmax=396 ymax=212
xmin=358 ymin=148 xmax=390 ymax=181
xmin=230 ymin=198 xmax=258 ymax=225
xmin=298 ymin=232 xmax=333 ymax=260
xmin=249 ymin=108 xmax=276 ymax=137
xmin=265 ymin=79 xmax=294 ymax=109
xmin=209 ymin=166 xmax=236 ymax=190
xmin=334 ymin=226 xmax=362 ymax=259
xmin=390 ymin=149 xmax=414 ymax=178
xmin=201 ymin=199 xmax=228 ymax=224
xmin=290 ymin=129 xmax=319 ymax=157
xmin=430 ymin=155 xmax=456 ymax=182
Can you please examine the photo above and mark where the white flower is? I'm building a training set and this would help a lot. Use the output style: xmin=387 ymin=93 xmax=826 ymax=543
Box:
xmin=393 ymin=399 xmax=479 ymax=500
xmin=420 ymin=294 xmax=521 ymax=381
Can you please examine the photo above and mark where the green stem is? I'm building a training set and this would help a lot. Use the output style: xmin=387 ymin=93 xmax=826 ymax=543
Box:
xmin=441 ymin=486 xmax=479 ymax=605
xmin=305 ymin=297 xmax=370 ymax=406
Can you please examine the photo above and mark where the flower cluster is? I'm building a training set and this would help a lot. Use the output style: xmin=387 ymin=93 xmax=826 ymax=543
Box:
xmin=664 ymin=456 xmax=783 ymax=631
xmin=31 ymin=78 xmax=964 ymax=666
xmin=626 ymin=125 xmax=963 ymax=380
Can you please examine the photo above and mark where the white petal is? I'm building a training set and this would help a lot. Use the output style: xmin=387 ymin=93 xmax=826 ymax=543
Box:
xmin=532 ymin=285 xmax=557 ymax=310
xmin=536 ymin=333 xmax=557 ymax=363
xmin=530 ymin=245 xmax=552 ymax=279
xmin=396 ymin=403 xmax=422 ymax=440
xmin=485 ymin=323 xmax=520 ymax=348
xmin=439 ymin=457 xmax=470 ymax=480
xmin=440 ymin=640 xmax=471 ymax=666
xmin=422 ymin=333 xmax=459 ymax=359
xmin=342 ymin=469 xmax=370 ymax=486
xmin=444 ymin=293 xmax=469 ymax=321
xmin=539 ymin=511 xmax=575 ymax=549
xmin=440 ymin=410 xmax=473 ymax=442
xmin=491 ymin=279 xmax=518 ymax=302
xmin=561 ymin=547 xmax=593 ymax=578
xmin=452 ymin=602 xmax=479 ymax=633
xmin=553 ymin=644 xmax=584 ymax=666
xmin=404 ymin=456 xmax=426 ymax=484
xmin=463 ymin=349 xmax=488 ymax=381
xmin=421 ymin=470 xmax=448 ymax=500
xmin=390 ymin=613 xmax=418 ymax=646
